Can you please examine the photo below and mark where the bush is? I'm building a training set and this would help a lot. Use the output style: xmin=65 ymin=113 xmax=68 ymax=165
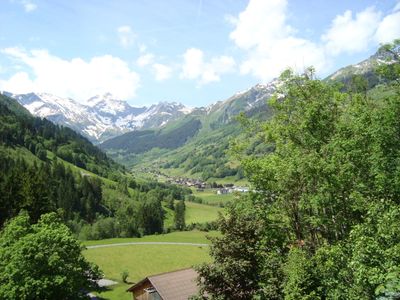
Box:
xmin=121 ymin=270 xmax=129 ymax=283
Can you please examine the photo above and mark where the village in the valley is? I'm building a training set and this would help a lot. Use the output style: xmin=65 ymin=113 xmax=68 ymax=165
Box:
xmin=139 ymin=167 xmax=249 ymax=194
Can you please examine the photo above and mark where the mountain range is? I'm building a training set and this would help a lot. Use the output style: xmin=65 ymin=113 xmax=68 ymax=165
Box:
xmin=5 ymin=78 xmax=276 ymax=143
xmin=1 ymin=91 xmax=193 ymax=143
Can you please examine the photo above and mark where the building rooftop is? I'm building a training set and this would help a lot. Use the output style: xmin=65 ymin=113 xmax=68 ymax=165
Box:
xmin=127 ymin=268 xmax=199 ymax=300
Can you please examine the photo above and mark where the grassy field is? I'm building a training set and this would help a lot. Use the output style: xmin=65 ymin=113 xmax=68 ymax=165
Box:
xmin=84 ymin=231 xmax=216 ymax=300
xmin=163 ymin=199 xmax=223 ymax=228
xmin=185 ymin=201 xmax=223 ymax=224
xmin=83 ymin=230 xmax=219 ymax=246
xmin=192 ymin=188 xmax=236 ymax=206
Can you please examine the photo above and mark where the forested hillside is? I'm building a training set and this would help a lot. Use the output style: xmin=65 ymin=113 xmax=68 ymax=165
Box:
xmin=101 ymin=116 xmax=202 ymax=154
xmin=0 ymin=93 xmax=122 ymax=177
xmin=0 ymin=94 xmax=191 ymax=237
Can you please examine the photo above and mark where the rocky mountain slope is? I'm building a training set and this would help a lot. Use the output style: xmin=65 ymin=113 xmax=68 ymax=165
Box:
xmin=1 ymin=92 xmax=193 ymax=143
xmin=325 ymin=45 xmax=398 ymax=87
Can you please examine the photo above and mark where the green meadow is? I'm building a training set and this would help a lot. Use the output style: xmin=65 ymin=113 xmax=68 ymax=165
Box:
xmin=84 ymin=231 xmax=216 ymax=300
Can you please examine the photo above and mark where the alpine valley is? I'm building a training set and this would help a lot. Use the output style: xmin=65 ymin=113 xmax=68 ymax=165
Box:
xmin=2 ymin=47 xmax=394 ymax=182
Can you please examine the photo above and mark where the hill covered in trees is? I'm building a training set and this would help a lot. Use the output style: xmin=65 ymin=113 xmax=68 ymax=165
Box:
xmin=101 ymin=116 xmax=202 ymax=154
xmin=0 ymin=94 xmax=191 ymax=237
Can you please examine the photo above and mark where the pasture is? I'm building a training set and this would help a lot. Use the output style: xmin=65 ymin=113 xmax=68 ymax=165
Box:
xmin=84 ymin=231 xmax=217 ymax=300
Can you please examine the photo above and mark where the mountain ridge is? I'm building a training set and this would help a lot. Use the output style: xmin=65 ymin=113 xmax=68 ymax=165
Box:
xmin=1 ymin=91 xmax=193 ymax=143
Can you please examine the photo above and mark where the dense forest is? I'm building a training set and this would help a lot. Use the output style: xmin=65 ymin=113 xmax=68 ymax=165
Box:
xmin=195 ymin=41 xmax=400 ymax=299
xmin=0 ymin=94 xmax=191 ymax=238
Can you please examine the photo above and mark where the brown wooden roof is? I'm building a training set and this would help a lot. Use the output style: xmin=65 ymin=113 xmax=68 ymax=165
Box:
xmin=127 ymin=268 xmax=199 ymax=300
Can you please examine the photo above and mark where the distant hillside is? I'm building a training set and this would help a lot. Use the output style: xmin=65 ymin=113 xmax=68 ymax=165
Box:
xmin=100 ymin=82 xmax=277 ymax=181
xmin=325 ymin=46 xmax=398 ymax=88
xmin=101 ymin=117 xmax=202 ymax=153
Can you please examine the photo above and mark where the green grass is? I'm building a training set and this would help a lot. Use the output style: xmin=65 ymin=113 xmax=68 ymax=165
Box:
xmin=192 ymin=188 xmax=236 ymax=205
xmin=185 ymin=201 xmax=222 ymax=224
xmin=0 ymin=145 xmax=41 ymax=165
xmin=84 ymin=231 xmax=215 ymax=300
xmin=83 ymin=230 xmax=219 ymax=246
xmin=163 ymin=199 xmax=222 ymax=228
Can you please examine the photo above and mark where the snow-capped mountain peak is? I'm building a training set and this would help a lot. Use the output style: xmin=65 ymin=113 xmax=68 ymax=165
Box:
xmin=86 ymin=93 xmax=134 ymax=116
xmin=7 ymin=91 xmax=193 ymax=143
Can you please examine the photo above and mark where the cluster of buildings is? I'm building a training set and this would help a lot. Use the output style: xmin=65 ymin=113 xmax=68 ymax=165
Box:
xmin=216 ymin=186 xmax=249 ymax=194
xmin=167 ymin=177 xmax=207 ymax=189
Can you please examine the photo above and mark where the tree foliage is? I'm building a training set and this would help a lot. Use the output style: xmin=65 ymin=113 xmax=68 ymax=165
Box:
xmin=174 ymin=199 xmax=186 ymax=230
xmin=198 ymin=41 xmax=400 ymax=299
xmin=0 ymin=212 xmax=102 ymax=299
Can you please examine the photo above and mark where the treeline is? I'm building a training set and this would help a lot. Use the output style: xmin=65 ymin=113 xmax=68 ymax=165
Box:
xmin=101 ymin=117 xmax=202 ymax=154
xmin=196 ymin=41 xmax=400 ymax=299
xmin=0 ymin=154 xmax=103 ymax=226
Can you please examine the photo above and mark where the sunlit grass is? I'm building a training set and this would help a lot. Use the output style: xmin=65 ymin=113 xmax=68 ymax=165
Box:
xmin=84 ymin=231 xmax=215 ymax=300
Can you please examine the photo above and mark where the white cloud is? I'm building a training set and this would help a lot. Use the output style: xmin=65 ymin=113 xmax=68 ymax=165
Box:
xmin=229 ymin=0 xmax=327 ymax=82
xmin=322 ymin=7 xmax=381 ymax=55
xmin=230 ymin=0 xmax=292 ymax=50
xmin=136 ymin=53 xmax=155 ymax=67
xmin=0 ymin=47 xmax=140 ymax=102
xmin=152 ymin=63 xmax=172 ymax=81
xmin=240 ymin=37 xmax=327 ymax=81
xmin=229 ymin=0 xmax=400 ymax=82
xmin=10 ymin=0 xmax=37 ymax=12
xmin=181 ymin=48 xmax=203 ymax=80
xmin=375 ymin=10 xmax=400 ymax=44
xmin=12 ymin=0 xmax=37 ymax=12
xmin=322 ymin=4 xmax=400 ymax=54
xmin=181 ymin=48 xmax=235 ymax=84
xmin=22 ymin=1 xmax=37 ymax=12
xmin=117 ymin=25 xmax=136 ymax=48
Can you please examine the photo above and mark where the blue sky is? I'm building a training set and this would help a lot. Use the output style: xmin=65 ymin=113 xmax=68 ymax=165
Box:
xmin=0 ymin=0 xmax=399 ymax=107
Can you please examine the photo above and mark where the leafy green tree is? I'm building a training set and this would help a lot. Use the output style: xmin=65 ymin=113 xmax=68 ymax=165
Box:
xmin=0 ymin=211 xmax=102 ymax=299
xmin=196 ymin=195 xmax=286 ymax=300
xmin=201 ymin=43 xmax=400 ymax=299
xmin=174 ymin=199 xmax=186 ymax=230
xmin=166 ymin=194 xmax=175 ymax=210
xmin=377 ymin=39 xmax=400 ymax=90
xmin=137 ymin=195 xmax=164 ymax=235
xmin=283 ymin=248 xmax=320 ymax=300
